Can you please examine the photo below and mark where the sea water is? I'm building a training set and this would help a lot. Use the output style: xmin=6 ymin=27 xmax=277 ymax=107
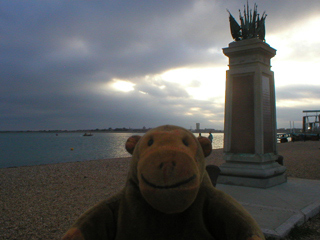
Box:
xmin=0 ymin=132 xmax=223 ymax=168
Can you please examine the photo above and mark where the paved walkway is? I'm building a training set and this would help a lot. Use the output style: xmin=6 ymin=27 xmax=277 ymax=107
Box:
xmin=216 ymin=178 xmax=320 ymax=238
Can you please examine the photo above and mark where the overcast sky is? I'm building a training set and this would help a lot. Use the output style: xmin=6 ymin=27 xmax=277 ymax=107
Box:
xmin=1 ymin=0 xmax=320 ymax=131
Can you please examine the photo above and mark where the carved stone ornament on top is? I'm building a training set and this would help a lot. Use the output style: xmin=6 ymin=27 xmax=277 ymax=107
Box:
xmin=227 ymin=2 xmax=267 ymax=41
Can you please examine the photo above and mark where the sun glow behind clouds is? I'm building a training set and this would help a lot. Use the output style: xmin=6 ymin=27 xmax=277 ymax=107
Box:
xmin=265 ymin=15 xmax=320 ymax=112
xmin=291 ymin=16 xmax=320 ymax=44
xmin=161 ymin=67 xmax=226 ymax=101
xmin=268 ymin=16 xmax=320 ymax=88
xmin=111 ymin=79 xmax=135 ymax=92
xmin=104 ymin=67 xmax=227 ymax=102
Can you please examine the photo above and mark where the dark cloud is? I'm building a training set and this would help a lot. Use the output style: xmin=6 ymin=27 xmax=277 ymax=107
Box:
xmin=276 ymin=85 xmax=320 ymax=128
xmin=276 ymin=107 xmax=304 ymax=129
xmin=0 ymin=85 xmax=222 ymax=130
xmin=1 ymin=0 xmax=319 ymax=130
xmin=276 ymin=85 xmax=320 ymax=101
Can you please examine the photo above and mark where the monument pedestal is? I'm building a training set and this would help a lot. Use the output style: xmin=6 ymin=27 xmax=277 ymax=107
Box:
xmin=218 ymin=154 xmax=287 ymax=188
xmin=218 ymin=39 xmax=286 ymax=188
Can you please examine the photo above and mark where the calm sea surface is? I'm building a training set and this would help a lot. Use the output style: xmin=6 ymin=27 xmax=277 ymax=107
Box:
xmin=0 ymin=132 xmax=223 ymax=168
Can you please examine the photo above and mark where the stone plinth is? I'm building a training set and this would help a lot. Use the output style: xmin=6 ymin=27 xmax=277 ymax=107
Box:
xmin=218 ymin=39 xmax=287 ymax=188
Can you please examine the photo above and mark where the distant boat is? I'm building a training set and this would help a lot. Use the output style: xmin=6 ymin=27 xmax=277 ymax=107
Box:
xmin=83 ymin=133 xmax=93 ymax=137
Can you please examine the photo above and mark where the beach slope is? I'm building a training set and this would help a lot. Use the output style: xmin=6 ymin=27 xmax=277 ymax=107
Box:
xmin=0 ymin=141 xmax=319 ymax=239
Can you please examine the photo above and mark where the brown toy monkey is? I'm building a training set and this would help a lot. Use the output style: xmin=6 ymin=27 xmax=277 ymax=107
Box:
xmin=62 ymin=125 xmax=265 ymax=240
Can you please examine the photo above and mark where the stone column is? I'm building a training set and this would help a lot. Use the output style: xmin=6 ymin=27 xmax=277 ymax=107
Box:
xmin=218 ymin=38 xmax=287 ymax=188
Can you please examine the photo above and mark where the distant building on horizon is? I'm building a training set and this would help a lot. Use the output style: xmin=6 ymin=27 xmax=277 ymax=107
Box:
xmin=196 ymin=123 xmax=200 ymax=132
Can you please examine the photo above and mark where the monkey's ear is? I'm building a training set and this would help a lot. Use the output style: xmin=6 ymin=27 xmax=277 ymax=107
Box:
xmin=125 ymin=135 xmax=142 ymax=155
xmin=197 ymin=136 xmax=212 ymax=157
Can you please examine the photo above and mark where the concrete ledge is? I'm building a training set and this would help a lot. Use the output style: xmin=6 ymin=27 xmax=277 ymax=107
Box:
xmin=301 ymin=201 xmax=320 ymax=220
xmin=273 ymin=213 xmax=305 ymax=238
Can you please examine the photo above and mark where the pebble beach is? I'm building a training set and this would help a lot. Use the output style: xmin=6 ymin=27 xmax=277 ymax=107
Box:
xmin=1 ymin=141 xmax=319 ymax=240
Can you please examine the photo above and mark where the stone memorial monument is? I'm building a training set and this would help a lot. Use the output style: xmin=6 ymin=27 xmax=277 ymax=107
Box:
xmin=217 ymin=3 xmax=287 ymax=188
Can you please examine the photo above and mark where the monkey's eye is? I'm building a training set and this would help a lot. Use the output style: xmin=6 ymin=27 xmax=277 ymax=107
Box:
xmin=148 ymin=138 xmax=154 ymax=146
xmin=182 ymin=139 xmax=189 ymax=146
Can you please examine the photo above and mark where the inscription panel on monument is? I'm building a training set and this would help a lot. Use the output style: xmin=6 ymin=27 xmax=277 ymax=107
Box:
xmin=262 ymin=76 xmax=273 ymax=153
xmin=230 ymin=75 xmax=255 ymax=153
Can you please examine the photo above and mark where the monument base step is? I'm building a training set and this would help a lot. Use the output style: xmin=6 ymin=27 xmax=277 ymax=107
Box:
xmin=217 ymin=173 xmax=287 ymax=188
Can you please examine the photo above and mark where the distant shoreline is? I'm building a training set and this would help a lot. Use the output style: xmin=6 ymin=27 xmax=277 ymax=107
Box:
xmin=0 ymin=129 xmax=224 ymax=134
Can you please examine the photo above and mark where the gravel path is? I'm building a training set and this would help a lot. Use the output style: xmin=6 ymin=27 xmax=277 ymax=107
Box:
xmin=1 ymin=141 xmax=319 ymax=239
